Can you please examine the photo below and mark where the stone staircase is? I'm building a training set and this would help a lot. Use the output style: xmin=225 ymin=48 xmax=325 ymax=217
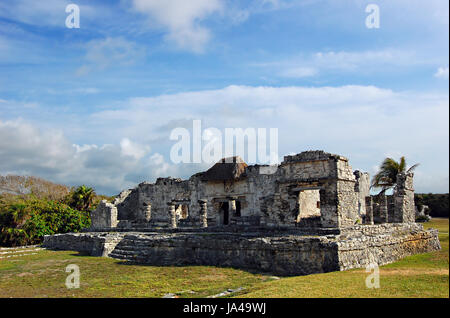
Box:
xmin=108 ymin=235 xmax=160 ymax=263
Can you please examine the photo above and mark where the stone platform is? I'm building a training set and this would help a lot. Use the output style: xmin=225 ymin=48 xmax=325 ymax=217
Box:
xmin=42 ymin=223 xmax=441 ymax=276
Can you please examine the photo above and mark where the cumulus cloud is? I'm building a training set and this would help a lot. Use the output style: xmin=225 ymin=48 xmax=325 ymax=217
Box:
xmin=120 ymin=138 xmax=150 ymax=160
xmin=131 ymin=0 xmax=223 ymax=52
xmin=1 ymin=85 xmax=449 ymax=194
xmin=0 ymin=119 xmax=175 ymax=195
xmin=434 ymin=67 xmax=449 ymax=79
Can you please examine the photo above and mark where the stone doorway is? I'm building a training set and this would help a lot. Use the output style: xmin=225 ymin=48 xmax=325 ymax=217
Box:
xmin=219 ymin=202 xmax=230 ymax=225
xmin=235 ymin=200 xmax=241 ymax=217
xmin=175 ymin=204 xmax=189 ymax=220
xmin=293 ymin=188 xmax=322 ymax=225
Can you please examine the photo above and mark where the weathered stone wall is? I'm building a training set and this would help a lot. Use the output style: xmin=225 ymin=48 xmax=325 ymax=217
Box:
xmin=42 ymin=223 xmax=441 ymax=276
xmin=365 ymin=172 xmax=416 ymax=225
xmin=42 ymin=233 xmax=123 ymax=257
xmin=90 ymin=201 xmax=118 ymax=229
xmin=90 ymin=150 xmax=370 ymax=230
xmin=338 ymin=224 xmax=441 ymax=270
xmin=108 ymin=233 xmax=340 ymax=276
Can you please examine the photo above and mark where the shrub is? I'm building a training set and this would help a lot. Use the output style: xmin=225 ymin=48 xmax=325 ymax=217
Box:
xmin=415 ymin=193 xmax=449 ymax=218
xmin=0 ymin=197 xmax=90 ymax=247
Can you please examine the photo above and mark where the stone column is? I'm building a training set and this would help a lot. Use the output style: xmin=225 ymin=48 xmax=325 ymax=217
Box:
xmin=167 ymin=202 xmax=177 ymax=229
xmin=365 ymin=196 xmax=374 ymax=225
xmin=379 ymin=194 xmax=388 ymax=223
xmin=394 ymin=172 xmax=415 ymax=223
xmin=144 ymin=204 xmax=151 ymax=222
xmin=387 ymin=196 xmax=395 ymax=223
xmin=198 ymin=199 xmax=208 ymax=228
xmin=296 ymin=191 xmax=302 ymax=223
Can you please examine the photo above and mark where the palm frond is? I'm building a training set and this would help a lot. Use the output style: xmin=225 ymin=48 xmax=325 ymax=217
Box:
xmin=407 ymin=163 xmax=420 ymax=173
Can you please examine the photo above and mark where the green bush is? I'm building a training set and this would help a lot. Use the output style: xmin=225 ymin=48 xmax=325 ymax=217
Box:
xmin=0 ymin=198 xmax=90 ymax=247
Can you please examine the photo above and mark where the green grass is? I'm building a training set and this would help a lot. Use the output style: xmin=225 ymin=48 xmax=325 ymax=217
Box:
xmin=0 ymin=218 xmax=448 ymax=298
xmin=237 ymin=218 xmax=449 ymax=298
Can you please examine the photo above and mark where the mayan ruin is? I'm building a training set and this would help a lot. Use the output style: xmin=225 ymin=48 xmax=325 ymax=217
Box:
xmin=43 ymin=150 xmax=441 ymax=276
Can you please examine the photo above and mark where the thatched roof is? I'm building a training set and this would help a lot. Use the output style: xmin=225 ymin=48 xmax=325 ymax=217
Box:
xmin=200 ymin=156 xmax=248 ymax=182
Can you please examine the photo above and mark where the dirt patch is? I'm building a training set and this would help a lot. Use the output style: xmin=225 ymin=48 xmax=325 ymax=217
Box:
xmin=380 ymin=269 xmax=449 ymax=276
xmin=17 ymin=272 xmax=33 ymax=277
xmin=354 ymin=268 xmax=448 ymax=276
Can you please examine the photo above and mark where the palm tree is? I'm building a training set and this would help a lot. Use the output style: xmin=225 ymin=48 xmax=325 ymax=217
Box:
xmin=371 ymin=157 xmax=419 ymax=194
xmin=69 ymin=185 xmax=95 ymax=211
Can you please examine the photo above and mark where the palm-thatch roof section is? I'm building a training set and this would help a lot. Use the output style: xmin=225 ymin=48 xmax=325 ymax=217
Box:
xmin=201 ymin=156 xmax=248 ymax=182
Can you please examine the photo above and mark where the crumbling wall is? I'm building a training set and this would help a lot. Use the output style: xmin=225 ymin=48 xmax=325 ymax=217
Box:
xmin=354 ymin=171 xmax=370 ymax=217
xmin=43 ymin=223 xmax=441 ymax=276
xmin=337 ymin=223 xmax=441 ymax=270
xmin=393 ymin=172 xmax=415 ymax=223
xmin=90 ymin=150 xmax=376 ymax=230
xmin=91 ymin=200 xmax=118 ymax=229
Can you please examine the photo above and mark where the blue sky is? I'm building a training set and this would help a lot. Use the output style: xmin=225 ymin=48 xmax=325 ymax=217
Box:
xmin=0 ymin=0 xmax=448 ymax=195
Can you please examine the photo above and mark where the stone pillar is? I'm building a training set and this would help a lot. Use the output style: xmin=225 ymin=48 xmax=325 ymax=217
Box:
xmin=394 ymin=172 xmax=415 ymax=223
xmin=144 ymin=204 xmax=151 ymax=222
xmin=167 ymin=202 xmax=177 ymax=228
xmin=379 ymin=194 xmax=388 ymax=223
xmin=321 ymin=157 xmax=359 ymax=228
xmin=387 ymin=196 xmax=395 ymax=223
xmin=365 ymin=196 xmax=374 ymax=225
xmin=198 ymin=199 xmax=208 ymax=228
xmin=296 ymin=191 xmax=302 ymax=223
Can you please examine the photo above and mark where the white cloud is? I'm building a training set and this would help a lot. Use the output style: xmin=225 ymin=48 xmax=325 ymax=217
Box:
xmin=0 ymin=119 xmax=175 ymax=195
xmin=434 ymin=67 xmax=449 ymax=79
xmin=278 ymin=67 xmax=318 ymax=78
xmin=120 ymin=138 xmax=150 ymax=160
xmin=131 ymin=0 xmax=223 ymax=52
xmin=87 ymin=85 xmax=449 ymax=193
xmin=257 ymin=49 xmax=429 ymax=78
xmin=1 ymin=85 xmax=449 ymax=194
xmin=76 ymin=37 xmax=144 ymax=75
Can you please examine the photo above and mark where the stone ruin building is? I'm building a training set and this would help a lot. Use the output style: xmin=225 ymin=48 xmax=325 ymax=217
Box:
xmin=44 ymin=151 xmax=441 ymax=276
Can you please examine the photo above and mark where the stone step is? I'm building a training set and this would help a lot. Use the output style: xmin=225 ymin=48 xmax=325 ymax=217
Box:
xmin=0 ymin=252 xmax=38 ymax=259
xmin=0 ymin=248 xmax=42 ymax=255
xmin=109 ymin=252 xmax=135 ymax=259
xmin=0 ymin=245 xmax=40 ymax=251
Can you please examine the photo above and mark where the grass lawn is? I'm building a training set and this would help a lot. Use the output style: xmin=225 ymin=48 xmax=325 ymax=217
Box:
xmin=0 ymin=218 xmax=448 ymax=298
